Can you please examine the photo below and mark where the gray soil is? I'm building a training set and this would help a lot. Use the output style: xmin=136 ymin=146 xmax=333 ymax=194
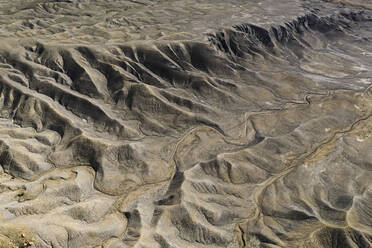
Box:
xmin=0 ymin=0 xmax=372 ymax=247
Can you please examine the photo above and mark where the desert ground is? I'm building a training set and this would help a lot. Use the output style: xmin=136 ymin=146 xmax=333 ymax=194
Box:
xmin=0 ymin=0 xmax=372 ymax=247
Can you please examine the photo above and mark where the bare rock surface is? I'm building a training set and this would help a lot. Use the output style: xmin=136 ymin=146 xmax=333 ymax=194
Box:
xmin=0 ymin=0 xmax=372 ymax=247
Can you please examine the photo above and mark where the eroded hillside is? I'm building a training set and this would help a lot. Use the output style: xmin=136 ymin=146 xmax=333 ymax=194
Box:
xmin=0 ymin=0 xmax=372 ymax=247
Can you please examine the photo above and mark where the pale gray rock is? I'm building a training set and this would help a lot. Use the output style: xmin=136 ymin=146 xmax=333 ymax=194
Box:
xmin=0 ymin=1 xmax=372 ymax=248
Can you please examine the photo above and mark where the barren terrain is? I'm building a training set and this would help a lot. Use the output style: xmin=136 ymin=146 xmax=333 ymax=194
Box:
xmin=0 ymin=0 xmax=372 ymax=247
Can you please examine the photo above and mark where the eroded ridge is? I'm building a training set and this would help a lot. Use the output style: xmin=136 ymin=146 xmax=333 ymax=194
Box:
xmin=0 ymin=2 xmax=372 ymax=248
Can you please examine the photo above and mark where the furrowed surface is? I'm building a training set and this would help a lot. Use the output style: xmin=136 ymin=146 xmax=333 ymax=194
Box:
xmin=0 ymin=1 xmax=372 ymax=247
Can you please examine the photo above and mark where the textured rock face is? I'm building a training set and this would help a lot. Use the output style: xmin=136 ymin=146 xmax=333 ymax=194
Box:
xmin=0 ymin=0 xmax=372 ymax=247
